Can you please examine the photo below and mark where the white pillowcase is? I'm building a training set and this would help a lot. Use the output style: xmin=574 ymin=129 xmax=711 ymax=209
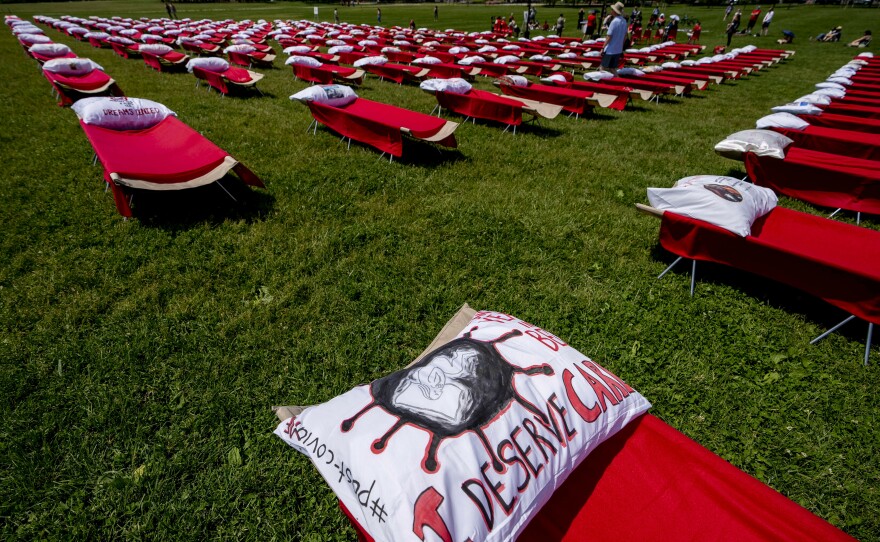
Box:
xmin=494 ymin=55 xmax=522 ymax=65
xmin=771 ymin=102 xmax=823 ymax=116
xmin=328 ymin=45 xmax=354 ymax=54
xmin=647 ymin=176 xmax=778 ymax=237
xmin=617 ymin=67 xmax=645 ymax=77
xmin=794 ymin=93 xmax=832 ymax=106
xmin=529 ymin=54 xmax=552 ymax=62
xmin=714 ymin=129 xmax=794 ymax=160
xmin=755 ymin=113 xmax=809 ymax=131
xmin=499 ymin=74 xmax=529 ymax=87
xmin=275 ymin=310 xmax=651 ymax=542
xmin=662 ymin=61 xmax=681 ymax=69
xmin=815 ymin=81 xmax=846 ymax=91
xmin=186 ymin=57 xmax=229 ymax=73
xmin=827 ymin=76 xmax=852 ymax=86
xmin=72 ymin=97 xmax=176 ymax=131
xmin=542 ymin=73 xmax=570 ymax=83
xmin=353 ymin=55 xmax=388 ymax=67
xmin=224 ymin=44 xmax=256 ymax=54
xmin=139 ymin=43 xmax=173 ymax=55
xmin=42 ymin=58 xmax=104 ymax=76
xmin=29 ymin=43 xmax=72 ymax=58
xmin=284 ymin=45 xmax=313 ymax=54
xmin=413 ymin=56 xmax=442 ymax=65
xmin=289 ymin=84 xmax=358 ymax=107
xmin=584 ymin=71 xmax=614 ymax=81
xmin=458 ymin=55 xmax=486 ymax=66
xmin=419 ymin=77 xmax=473 ymax=94
xmin=285 ymin=55 xmax=323 ymax=67
xmin=18 ymin=33 xmax=52 ymax=44
xmin=812 ymin=87 xmax=846 ymax=99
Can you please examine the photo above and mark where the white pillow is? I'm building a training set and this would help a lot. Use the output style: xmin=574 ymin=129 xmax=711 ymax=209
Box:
xmin=493 ymin=55 xmax=521 ymax=65
xmin=419 ymin=77 xmax=473 ymax=94
xmin=72 ymin=97 xmax=176 ymax=130
xmin=815 ymin=82 xmax=845 ymax=91
xmin=584 ymin=51 xmax=601 ymax=58
xmin=224 ymin=44 xmax=256 ymax=54
xmin=139 ymin=43 xmax=173 ymax=55
xmin=542 ymin=73 xmax=569 ymax=83
xmin=18 ymin=33 xmax=52 ymax=45
xmin=108 ymin=36 xmax=136 ymax=46
xmin=289 ymin=84 xmax=358 ymax=107
xmin=499 ymin=74 xmax=529 ymax=87
xmin=529 ymin=54 xmax=552 ymax=62
xmin=275 ymin=310 xmax=651 ymax=542
xmin=755 ymin=113 xmax=809 ymax=131
xmin=827 ymin=76 xmax=852 ymax=86
xmin=857 ymin=52 xmax=874 ymax=58
xmin=794 ymin=93 xmax=832 ymax=106
xmin=353 ymin=55 xmax=388 ymax=67
xmin=29 ymin=43 xmax=72 ymax=58
xmin=647 ymin=176 xmax=778 ymax=237
xmin=714 ymin=129 xmax=794 ymax=160
xmin=458 ymin=55 xmax=486 ymax=66
xmin=186 ymin=56 xmax=229 ymax=73
xmin=680 ymin=59 xmax=696 ymax=66
xmin=584 ymin=71 xmax=614 ymax=81
xmin=285 ymin=55 xmax=323 ymax=67
xmin=771 ymin=102 xmax=823 ymax=116
xmin=83 ymin=32 xmax=110 ymax=40
xmin=812 ymin=87 xmax=846 ymax=99
xmin=357 ymin=39 xmax=378 ymax=47
xmin=381 ymin=47 xmax=401 ymax=54
xmin=42 ymin=58 xmax=104 ymax=76
xmin=558 ymin=52 xmax=577 ymax=59
xmin=329 ymin=45 xmax=354 ymax=54
xmin=661 ymin=61 xmax=681 ymax=69
xmin=449 ymin=46 xmax=469 ymax=54
xmin=284 ymin=45 xmax=312 ymax=54
xmin=413 ymin=56 xmax=442 ymax=65
xmin=618 ymin=67 xmax=645 ymax=77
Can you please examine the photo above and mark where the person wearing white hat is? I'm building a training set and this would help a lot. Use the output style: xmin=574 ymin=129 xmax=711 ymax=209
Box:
xmin=601 ymin=2 xmax=627 ymax=74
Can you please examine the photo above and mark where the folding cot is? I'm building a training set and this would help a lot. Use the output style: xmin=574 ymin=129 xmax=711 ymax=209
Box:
xmin=362 ymin=62 xmax=429 ymax=85
xmin=770 ymin=124 xmax=880 ymax=161
xmin=743 ymin=147 xmax=880 ymax=219
xmin=43 ymin=67 xmax=122 ymax=107
xmin=29 ymin=47 xmax=77 ymax=64
xmin=227 ymin=50 xmax=276 ymax=69
xmin=290 ymin=63 xmax=364 ymax=86
xmin=638 ymin=204 xmax=879 ymax=364
xmin=78 ymin=116 xmax=265 ymax=218
xmin=192 ymin=65 xmax=264 ymax=96
xmin=274 ymin=304 xmax=857 ymax=541
xmin=495 ymin=81 xmax=605 ymax=118
xmin=303 ymin=98 xmax=459 ymax=160
xmin=109 ymin=41 xmax=141 ymax=59
xmin=549 ymin=79 xmax=652 ymax=107
xmin=427 ymin=88 xmax=562 ymax=132
xmin=142 ymin=50 xmax=189 ymax=72
xmin=803 ymin=111 xmax=880 ymax=134
xmin=180 ymin=40 xmax=222 ymax=56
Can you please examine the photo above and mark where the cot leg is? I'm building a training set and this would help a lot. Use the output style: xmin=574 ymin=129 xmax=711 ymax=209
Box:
xmin=215 ymin=179 xmax=238 ymax=203
xmin=657 ymin=256 xmax=684 ymax=279
xmin=690 ymin=259 xmax=697 ymax=297
xmin=502 ymin=124 xmax=511 ymax=134
xmin=92 ymin=153 xmax=98 ymax=166
xmin=828 ymin=208 xmax=842 ymax=219
xmin=857 ymin=212 xmax=861 ymax=225
xmin=865 ymin=323 xmax=874 ymax=366
xmin=810 ymin=315 xmax=857 ymax=345
xmin=306 ymin=120 xmax=316 ymax=134
xmin=513 ymin=125 xmax=517 ymax=135
xmin=430 ymin=104 xmax=439 ymax=116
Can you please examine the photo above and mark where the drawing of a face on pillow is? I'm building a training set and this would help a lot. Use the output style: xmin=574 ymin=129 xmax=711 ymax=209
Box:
xmin=704 ymin=183 xmax=744 ymax=202
xmin=342 ymin=327 xmax=554 ymax=473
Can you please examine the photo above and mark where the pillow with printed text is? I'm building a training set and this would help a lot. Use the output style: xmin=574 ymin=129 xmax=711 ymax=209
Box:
xmin=275 ymin=310 xmax=651 ymax=542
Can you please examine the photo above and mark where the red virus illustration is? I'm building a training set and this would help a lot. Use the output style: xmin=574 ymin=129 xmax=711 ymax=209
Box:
xmin=341 ymin=327 xmax=555 ymax=474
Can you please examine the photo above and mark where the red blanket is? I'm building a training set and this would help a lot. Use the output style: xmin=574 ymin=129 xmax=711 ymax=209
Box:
xmin=499 ymin=83 xmax=593 ymax=115
xmin=773 ymin=125 xmax=880 ymax=160
xmin=308 ymin=98 xmax=457 ymax=157
xmin=436 ymin=89 xmax=524 ymax=126
xmin=81 ymin=117 xmax=263 ymax=216
xmin=745 ymin=147 xmax=880 ymax=215
xmin=660 ymin=208 xmax=880 ymax=325
xmin=804 ymin=112 xmax=880 ymax=134
xmin=343 ymin=414 xmax=855 ymax=542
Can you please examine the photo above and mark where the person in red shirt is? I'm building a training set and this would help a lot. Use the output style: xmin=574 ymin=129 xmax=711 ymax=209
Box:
xmin=745 ymin=6 xmax=761 ymax=35
xmin=584 ymin=11 xmax=597 ymax=39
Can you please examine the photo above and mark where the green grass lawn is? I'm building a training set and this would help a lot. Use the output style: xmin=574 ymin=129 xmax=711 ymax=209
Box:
xmin=1 ymin=1 xmax=878 ymax=539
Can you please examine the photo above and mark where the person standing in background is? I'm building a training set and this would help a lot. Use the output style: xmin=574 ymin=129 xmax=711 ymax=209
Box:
xmin=555 ymin=13 xmax=565 ymax=36
xmin=761 ymin=8 xmax=775 ymax=37
xmin=584 ymin=10 xmax=597 ymax=39
xmin=434 ymin=5 xmax=438 ymax=22
xmin=745 ymin=5 xmax=761 ymax=35
xmin=377 ymin=7 xmax=381 ymax=23
xmin=601 ymin=2 xmax=627 ymax=74
xmin=726 ymin=9 xmax=741 ymax=47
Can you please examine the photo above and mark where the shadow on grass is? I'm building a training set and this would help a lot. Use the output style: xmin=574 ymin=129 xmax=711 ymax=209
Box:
xmin=647 ymin=243 xmax=871 ymax=344
xmin=128 ymin=177 xmax=275 ymax=228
